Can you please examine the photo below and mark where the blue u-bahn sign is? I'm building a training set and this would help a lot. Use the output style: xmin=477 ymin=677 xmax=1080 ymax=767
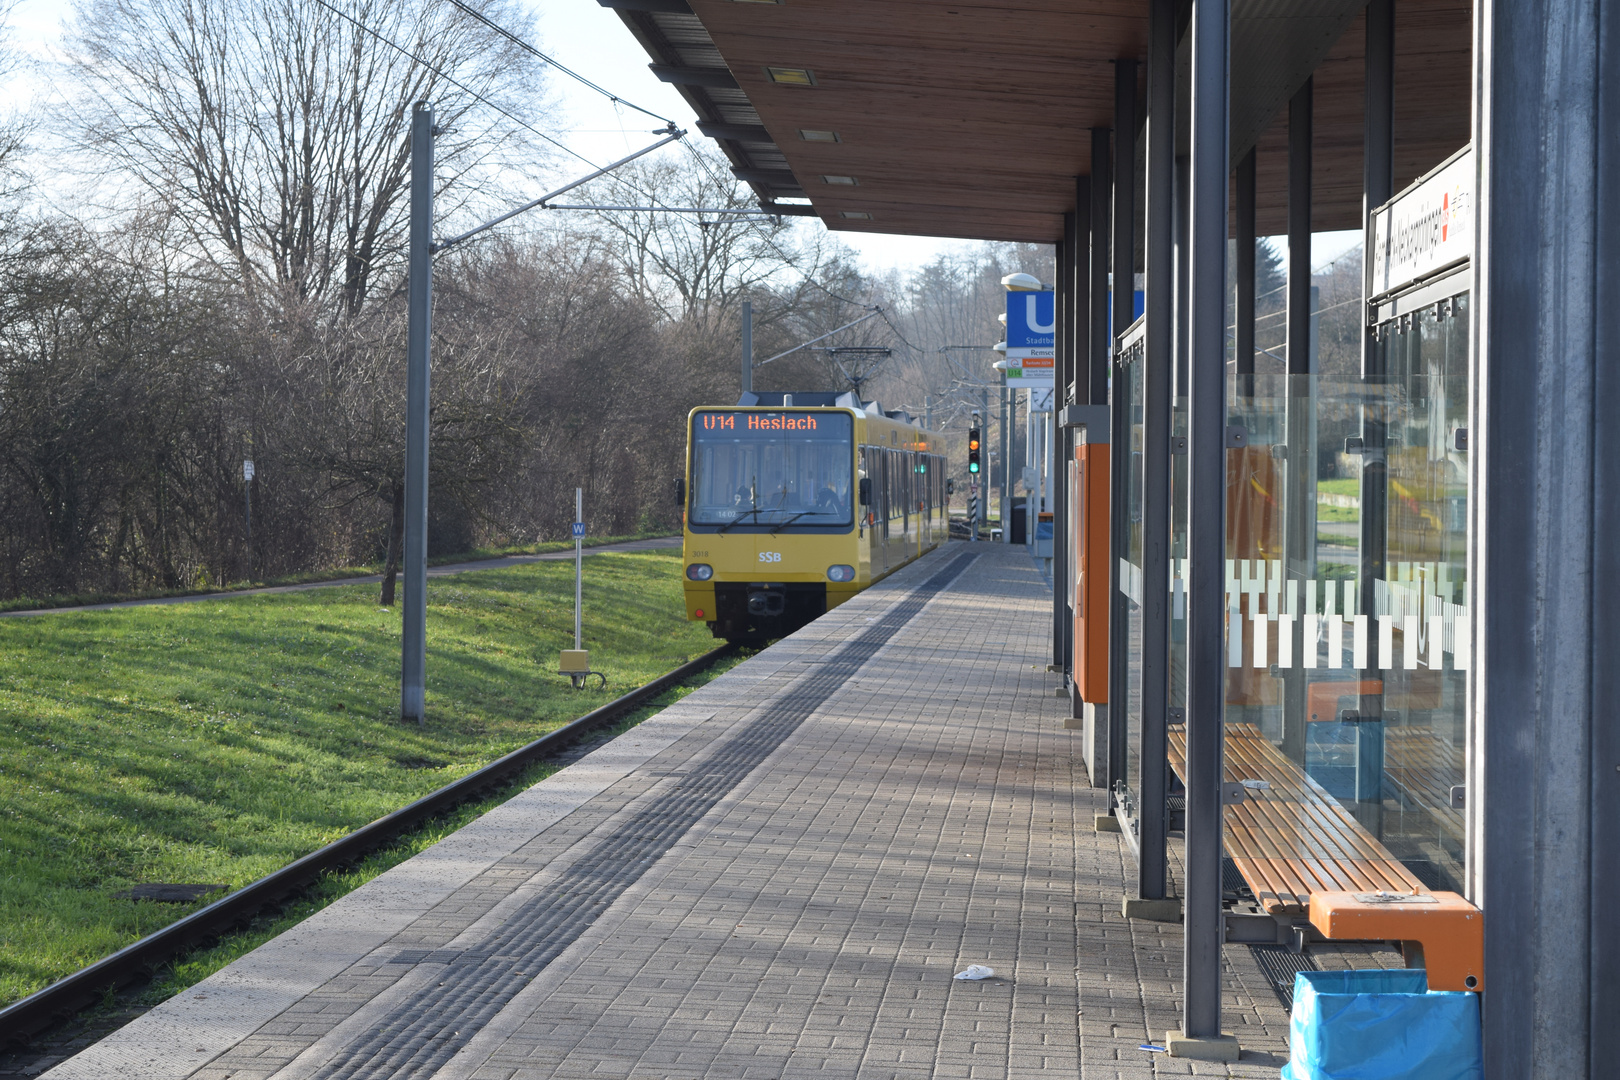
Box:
xmin=1006 ymin=290 xmax=1056 ymax=349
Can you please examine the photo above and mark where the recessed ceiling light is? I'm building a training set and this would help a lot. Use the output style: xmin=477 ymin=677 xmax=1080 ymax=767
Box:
xmin=840 ymin=211 xmax=873 ymax=220
xmin=821 ymin=174 xmax=858 ymax=185
xmin=765 ymin=66 xmax=816 ymax=86
xmin=798 ymin=129 xmax=840 ymax=143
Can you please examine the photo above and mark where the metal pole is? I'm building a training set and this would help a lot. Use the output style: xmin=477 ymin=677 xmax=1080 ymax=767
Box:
xmin=1136 ymin=0 xmax=1176 ymax=904
xmin=991 ymin=375 xmax=1004 ymax=544
xmin=982 ymin=386 xmax=991 ymax=531
xmin=575 ymin=487 xmax=583 ymax=650
xmin=1084 ymin=136 xmax=1112 ymax=778
xmin=1356 ymin=0 xmax=1393 ymax=828
xmin=401 ymin=101 xmax=433 ymax=725
xmin=1235 ymin=148 xmax=1256 ymax=396
xmin=1281 ymin=75 xmax=1317 ymax=762
xmin=1477 ymin=1 xmax=1618 ymax=1072
xmin=1180 ymin=0 xmax=1230 ymax=1050
xmin=741 ymin=299 xmax=753 ymax=396
xmin=1109 ymin=60 xmax=1138 ymax=788
xmin=1089 ymin=129 xmax=1113 ymax=408
xmin=1114 ymin=59 xmax=1139 ymax=347
xmin=243 ymin=463 xmax=252 ymax=563
xmin=1288 ymin=78 xmax=1314 ymax=375
xmin=1054 ymin=222 xmax=1075 ymax=668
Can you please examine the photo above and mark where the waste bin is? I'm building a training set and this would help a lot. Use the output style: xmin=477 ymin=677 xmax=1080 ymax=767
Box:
xmin=1281 ymin=969 xmax=1483 ymax=1080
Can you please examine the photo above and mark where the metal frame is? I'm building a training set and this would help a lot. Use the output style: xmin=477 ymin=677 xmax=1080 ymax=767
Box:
xmin=1235 ymin=148 xmax=1256 ymax=393
xmin=1475 ymin=0 xmax=1618 ymax=1073
xmin=1134 ymin=0 xmax=1176 ymax=904
xmin=1279 ymin=73 xmax=1316 ymax=761
xmin=1053 ymin=229 xmax=1073 ymax=669
xmin=1109 ymin=63 xmax=1138 ymax=791
xmin=1182 ymin=0 xmax=1230 ymax=1042
xmin=402 ymin=102 xmax=433 ymax=724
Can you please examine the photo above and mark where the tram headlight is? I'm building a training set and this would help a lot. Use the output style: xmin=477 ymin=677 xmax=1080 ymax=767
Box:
xmin=686 ymin=563 xmax=714 ymax=581
xmin=826 ymin=564 xmax=855 ymax=582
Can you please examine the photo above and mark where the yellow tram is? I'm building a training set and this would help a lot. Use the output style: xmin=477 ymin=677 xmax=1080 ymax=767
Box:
xmin=677 ymin=392 xmax=949 ymax=642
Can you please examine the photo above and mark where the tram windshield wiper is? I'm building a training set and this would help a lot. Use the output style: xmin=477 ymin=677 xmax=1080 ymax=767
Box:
xmin=717 ymin=507 xmax=758 ymax=534
xmin=769 ymin=511 xmax=811 ymax=535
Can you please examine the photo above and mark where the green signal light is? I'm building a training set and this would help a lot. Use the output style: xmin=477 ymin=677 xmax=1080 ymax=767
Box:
xmin=968 ymin=462 xmax=980 ymax=473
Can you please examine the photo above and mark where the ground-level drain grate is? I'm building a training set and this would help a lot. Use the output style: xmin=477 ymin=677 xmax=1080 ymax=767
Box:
xmin=316 ymin=551 xmax=979 ymax=1080
xmin=1250 ymin=944 xmax=1320 ymax=1011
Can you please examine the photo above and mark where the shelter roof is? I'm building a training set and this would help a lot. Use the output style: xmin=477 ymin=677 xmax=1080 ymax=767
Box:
xmin=605 ymin=0 xmax=1472 ymax=242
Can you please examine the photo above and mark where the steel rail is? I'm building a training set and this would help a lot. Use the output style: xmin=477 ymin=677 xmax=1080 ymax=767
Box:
xmin=0 ymin=644 xmax=737 ymax=1045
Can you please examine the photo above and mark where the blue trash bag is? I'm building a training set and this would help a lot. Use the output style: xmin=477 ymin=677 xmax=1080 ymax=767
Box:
xmin=1280 ymin=969 xmax=1483 ymax=1080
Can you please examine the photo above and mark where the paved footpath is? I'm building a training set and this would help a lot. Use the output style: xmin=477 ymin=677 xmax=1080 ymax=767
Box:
xmin=44 ymin=544 xmax=1294 ymax=1079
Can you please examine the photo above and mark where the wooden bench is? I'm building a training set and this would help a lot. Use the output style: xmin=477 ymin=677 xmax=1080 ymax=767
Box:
xmin=1382 ymin=726 xmax=1466 ymax=845
xmin=1166 ymin=722 xmax=1482 ymax=991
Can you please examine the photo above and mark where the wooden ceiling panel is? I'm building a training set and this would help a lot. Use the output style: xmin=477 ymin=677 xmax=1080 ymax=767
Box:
xmin=657 ymin=0 xmax=1472 ymax=244
xmin=1248 ymin=1 xmax=1473 ymax=238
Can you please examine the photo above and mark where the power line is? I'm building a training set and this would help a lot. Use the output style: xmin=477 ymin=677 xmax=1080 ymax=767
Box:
xmin=441 ymin=0 xmax=675 ymax=127
xmin=310 ymin=0 xmax=639 ymax=177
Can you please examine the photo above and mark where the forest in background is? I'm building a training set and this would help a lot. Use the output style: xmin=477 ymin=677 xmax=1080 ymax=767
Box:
xmin=0 ymin=0 xmax=1360 ymax=606
xmin=0 ymin=0 xmax=1048 ymax=604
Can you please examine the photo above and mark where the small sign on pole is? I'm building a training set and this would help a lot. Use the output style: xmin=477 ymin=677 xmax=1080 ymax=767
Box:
xmin=243 ymin=459 xmax=255 ymax=481
xmin=559 ymin=489 xmax=601 ymax=687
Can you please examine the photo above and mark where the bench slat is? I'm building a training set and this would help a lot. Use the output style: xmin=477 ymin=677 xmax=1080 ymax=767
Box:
xmin=1166 ymin=722 xmax=1424 ymax=914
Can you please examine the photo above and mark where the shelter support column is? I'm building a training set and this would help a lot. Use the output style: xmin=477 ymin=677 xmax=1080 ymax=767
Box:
xmin=1355 ymin=1 xmax=1393 ymax=836
xmin=1080 ymin=133 xmax=1113 ymax=787
xmin=1169 ymin=0 xmax=1236 ymax=1060
xmin=1108 ymin=62 xmax=1137 ymax=789
xmin=1280 ymin=76 xmax=1315 ymax=762
xmin=1053 ymin=225 xmax=1073 ymax=671
xmin=1127 ymin=0 xmax=1176 ymax=912
xmin=1062 ymin=211 xmax=1086 ymax=717
xmin=1234 ymin=149 xmax=1256 ymax=396
xmin=1475 ymin=0 xmax=1620 ymax=1074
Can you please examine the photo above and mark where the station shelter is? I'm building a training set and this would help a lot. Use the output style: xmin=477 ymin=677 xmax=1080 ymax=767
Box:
xmin=608 ymin=0 xmax=1616 ymax=1071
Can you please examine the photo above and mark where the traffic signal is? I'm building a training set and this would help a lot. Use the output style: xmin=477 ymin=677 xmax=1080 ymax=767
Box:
xmin=967 ymin=427 xmax=981 ymax=474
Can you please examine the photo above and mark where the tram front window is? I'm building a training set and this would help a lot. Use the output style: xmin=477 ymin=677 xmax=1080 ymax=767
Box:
xmin=690 ymin=411 xmax=854 ymax=528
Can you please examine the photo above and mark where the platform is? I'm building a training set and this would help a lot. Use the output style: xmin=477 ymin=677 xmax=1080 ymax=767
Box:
xmin=43 ymin=544 xmax=1308 ymax=1079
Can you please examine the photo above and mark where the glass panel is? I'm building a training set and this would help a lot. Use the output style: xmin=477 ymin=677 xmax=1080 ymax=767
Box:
xmin=1122 ymin=345 xmax=1145 ymax=808
xmin=1220 ymin=293 xmax=1470 ymax=892
xmin=1110 ymin=334 xmax=1149 ymax=820
xmin=691 ymin=411 xmax=854 ymax=528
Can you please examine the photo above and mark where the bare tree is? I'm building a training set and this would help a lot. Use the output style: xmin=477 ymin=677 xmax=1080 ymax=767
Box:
xmin=63 ymin=0 xmax=548 ymax=316
xmin=579 ymin=145 xmax=806 ymax=328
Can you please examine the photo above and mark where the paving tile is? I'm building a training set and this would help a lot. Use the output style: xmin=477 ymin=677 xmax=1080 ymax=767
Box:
xmin=45 ymin=546 xmax=1297 ymax=1080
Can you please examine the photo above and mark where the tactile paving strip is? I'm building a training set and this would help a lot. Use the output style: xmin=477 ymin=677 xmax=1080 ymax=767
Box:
xmin=310 ymin=551 xmax=979 ymax=1080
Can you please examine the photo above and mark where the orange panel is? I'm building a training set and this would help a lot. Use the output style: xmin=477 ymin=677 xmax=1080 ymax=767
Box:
xmin=1309 ymin=890 xmax=1484 ymax=992
xmin=1306 ymin=680 xmax=1384 ymax=721
xmin=1071 ymin=442 xmax=1110 ymax=703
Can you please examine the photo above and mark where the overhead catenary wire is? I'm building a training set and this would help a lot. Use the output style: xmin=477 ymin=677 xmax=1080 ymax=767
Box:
xmin=309 ymin=0 xmax=637 ymax=179
xmin=441 ymin=0 xmax=675 ymax=126
xmin=434 ymin=131 xmax=685 ymax=252
xmin=754 ymin=309 xmax=885 ymax=367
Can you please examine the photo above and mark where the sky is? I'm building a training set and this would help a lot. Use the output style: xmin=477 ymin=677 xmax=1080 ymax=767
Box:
xmin=2 ymin=0 xmax=1358 ymax=278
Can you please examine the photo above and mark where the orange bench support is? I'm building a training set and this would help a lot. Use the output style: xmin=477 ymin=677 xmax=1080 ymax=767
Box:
xmin=1309 ymin=890 xmax=1484 ymax=992
xmin=1306 ymin=680 xmax=1384 ymax=721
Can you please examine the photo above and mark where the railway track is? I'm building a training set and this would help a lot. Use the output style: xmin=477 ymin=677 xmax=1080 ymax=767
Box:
xmin=0 ymin=644 xmax=737 ymax=1046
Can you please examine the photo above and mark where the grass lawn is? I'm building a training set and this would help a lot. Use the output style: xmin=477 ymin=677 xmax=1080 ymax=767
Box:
xmin=0 ymin=550 xmax=716 ymax=1008
xmin=1317 ymin=478 xmax=1360 ymax=497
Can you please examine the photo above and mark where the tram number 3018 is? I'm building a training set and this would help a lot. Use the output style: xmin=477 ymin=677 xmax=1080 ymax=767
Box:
xmin=758 ymin=551 xmax=783 ymax=563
